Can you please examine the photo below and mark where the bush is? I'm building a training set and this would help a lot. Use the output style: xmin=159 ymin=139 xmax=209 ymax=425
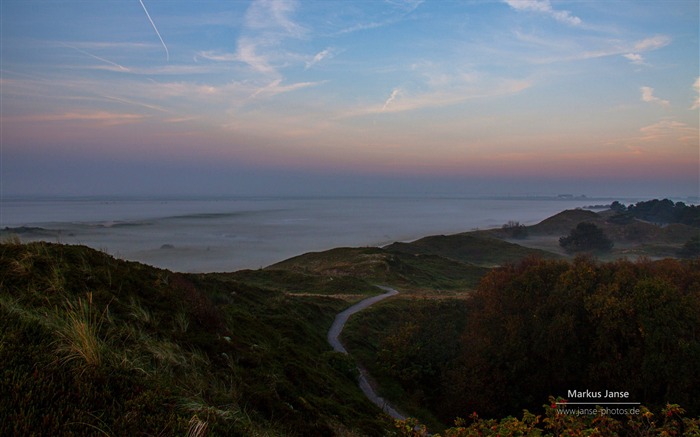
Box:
xmin=502 ymin=221 xmax=528 ymax=239
xmin=559 ymin=222 xmax=613 ymax=253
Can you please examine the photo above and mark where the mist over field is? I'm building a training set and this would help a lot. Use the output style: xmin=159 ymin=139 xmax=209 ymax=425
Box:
xmin=2 ymin=196 xmax=609 ymax=272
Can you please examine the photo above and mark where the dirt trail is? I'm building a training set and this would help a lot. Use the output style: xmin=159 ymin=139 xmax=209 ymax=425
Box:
xmin=327 ymin=286 xmax=407 ymax=420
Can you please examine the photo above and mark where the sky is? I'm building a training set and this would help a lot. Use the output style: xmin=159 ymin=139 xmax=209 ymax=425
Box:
xmin=1 ymin=0 xmax=698 ymax=198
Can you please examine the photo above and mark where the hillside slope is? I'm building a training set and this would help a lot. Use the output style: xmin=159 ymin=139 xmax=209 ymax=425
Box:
xmin=384 ymin=233 xmax=560 ymax=266
xmin=0 ymin=242 xmax=390 ymax=436
xmin=268 ymin=246 xmax=489 ymax=292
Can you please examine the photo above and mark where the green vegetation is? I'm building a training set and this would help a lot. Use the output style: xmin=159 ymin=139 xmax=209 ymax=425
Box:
xmin=342 ymin=298 xmax=470 ymax=431
xmin=344 ymin=256 xmax=700 ymax=432
xmin=559 ymin=222 xmax=614 ymax=253
xmin=270 ymin=246 xmax=489 ymax=292
xmin=0 ymin=242 xmax=391 ymax=436
xmin=2 ymin=202 xmax=699 ymax=435
xmin=502 ymin=220 xmax=529 ymax=239
xmin=385 ymin=233 xmax=558 ymax=266
xmin=622 ymin=199 xmax=700 ymax=227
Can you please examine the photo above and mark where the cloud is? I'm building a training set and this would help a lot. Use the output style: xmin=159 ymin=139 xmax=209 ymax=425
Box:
xmin=244 ymin=0 xmax=305 ymax=37
xmin=202 ymin=0 xmax=305 ymax=77
xmin=384 ymin=0 xmax=424 ymax=13
xmin=305 ymin=48 xmax=335 ymax=69
xmin=335 ymin=0 xmax=423 ymax=35
xmin=638 ymin=119 xmax=698 ymax=145
xmin=634 ymin=35 xmax=672 ymax=52
xmin=9 ymin=111 xmax=146 ymax=126
xmin=622 ymin=35 xmax=671 ymax=65
xmin=382 ymin=88 xmax=402 ymax=111
xmin=197 ymin=41 xmax=277 ymax=76
xmin=623 ymin=53 xmax=644 ymax=65
xmin=504 ymin=0 xmax=582 ymax=26
xmin=607 ymin=118 xmax=699 ymax=153
xmin=691 ymin=77 xmax=700 ymax=110
xmin=641 ymin=86 xmax=670 ymax=107
xmin=235 ymin=38 xmax=277 ymax=75
xmin=250 ymin=79 xmax=322 ymax=99
xmin=343 ymin=78 xmax=532 ymax=117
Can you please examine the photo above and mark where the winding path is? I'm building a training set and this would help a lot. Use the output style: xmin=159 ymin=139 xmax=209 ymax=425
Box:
xmin=327 ymin=286 xmax=407 ymax=420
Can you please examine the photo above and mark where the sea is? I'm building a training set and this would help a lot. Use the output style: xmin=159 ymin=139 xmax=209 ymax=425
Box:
xmin=1 ymin=196 xmax=617 ymax=273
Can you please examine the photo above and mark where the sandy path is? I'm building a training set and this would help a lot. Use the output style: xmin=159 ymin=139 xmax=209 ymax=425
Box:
xmin=327 ymin=286 xmax=407 ymax=420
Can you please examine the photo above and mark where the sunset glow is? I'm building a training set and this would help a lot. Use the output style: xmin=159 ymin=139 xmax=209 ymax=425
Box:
xmin=1 ymin=0 xmax=698 ymax=197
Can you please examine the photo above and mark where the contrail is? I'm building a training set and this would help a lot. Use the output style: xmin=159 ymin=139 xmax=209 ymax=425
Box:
xmin=382 ymin=88 xmax=400 ymax=111
xmin=62 ymin=43 xmax=129 ymax=71
xmin=138 ymin=0 xmax=169 ymax=62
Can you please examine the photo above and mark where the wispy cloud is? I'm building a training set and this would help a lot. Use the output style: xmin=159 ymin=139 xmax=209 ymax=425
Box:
xmin=638 ymin=119 xmax=698 ymax=146
xmin=200 ymin=0 xmax=306 ymax=77
xmin=609 ymin=118 xmax=699 ymax=152
xmin=138 ymin=0 xmax=169 ymax=62
xmin=623 ymin=53 xmax=644 ymax=65
xmin=641 ymin=87 xmax=670 ymax=108
xmin=305 ymin=48 xmax=335 ymax=70
xmin=514 ymin=32 xmax=672 ymax=65
xmin=504 ymin=0 xmax=582 ymax=26
xmin=622 ymin=35 xmax=671 ymax=66
xmin=335 ymin=0 xmax=422 ymax=35
xmin=384 ymin=0 xmax=424 ymax=13
xmin=197 ymin=42 xmax=278 ymax=76
xmin=344 ymin=78 xmax=532 ymax=117
xmin=245 ymin=0 xmax=305 ymax=37
xmin=634 ymin=35 xmax=672 ymax=52
xmin=690 ymin=77 xmax=700 ymax=110
xmin=235 ymin=38 xmax=277 ymax=75
xmin=8 ymin=111 xmax=146 ymax=126
xmin=250 ymin=79 xmax=321 ymax=99
xmin=61 ymin=43 xmax=130 ymax=71
xmin=382 ymin=88 xmax=402 ymax=111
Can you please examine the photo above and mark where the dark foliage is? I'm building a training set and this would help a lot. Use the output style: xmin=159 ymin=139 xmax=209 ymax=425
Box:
xmin=446 ymin=257 xmax=700 ymax=419
xmin=612 ymin=199 xmax=700 ymax=227
xmin=559 ymin=222 xmax=614 ymax=253
xmin=502 ymin=220 xmax=529 ymax=239
xmin=0 ymin=242 xmax=389 ymax=436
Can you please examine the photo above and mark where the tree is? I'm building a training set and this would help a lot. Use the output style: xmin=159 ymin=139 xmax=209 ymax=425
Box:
xmin=502 ymin=220 xmax=528 ymax=239
xmin=610 ymin=200 xmax=627 ymax=212
xmin=559 ymin=222 xmax=613 ymax=253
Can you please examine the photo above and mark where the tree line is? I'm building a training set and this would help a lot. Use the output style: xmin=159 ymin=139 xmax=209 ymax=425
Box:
xmin=611 ymin=199 xmax=700 ymax=227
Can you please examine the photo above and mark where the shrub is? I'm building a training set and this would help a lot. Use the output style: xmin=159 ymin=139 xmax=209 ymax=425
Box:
xmin=559 ymin=222 xmax=613 ymax=253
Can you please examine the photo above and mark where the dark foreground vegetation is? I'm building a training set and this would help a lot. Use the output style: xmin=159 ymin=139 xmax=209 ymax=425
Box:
xmin=2 ymin=200 xmax=699 ymax=436
xmin=0 ymin=241 xmax=389 ymax=436
xmin=345 ymin=257 xmax=700 ymax=434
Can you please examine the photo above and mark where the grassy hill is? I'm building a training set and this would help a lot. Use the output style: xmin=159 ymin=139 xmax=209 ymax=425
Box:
xmin=484 ymin=208 xmax=699 ymax=260
xmin=269 ymin=246 xmax=489 ymax=292
xmin=384 ymin=233 xmax=560 ymax=266
xmin=0 ymin=241 xmax=391 ymax=436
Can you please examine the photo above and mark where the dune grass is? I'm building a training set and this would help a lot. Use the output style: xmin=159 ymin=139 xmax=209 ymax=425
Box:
xmin=54 ymin=292 xmax=107 ymax=370
xmin=0 ymin=242 xmax=391 ymax=436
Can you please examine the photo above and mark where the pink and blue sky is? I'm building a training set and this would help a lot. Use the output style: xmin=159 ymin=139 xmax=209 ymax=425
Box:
xmin=1 ymin=0 xmax=698 ymax=197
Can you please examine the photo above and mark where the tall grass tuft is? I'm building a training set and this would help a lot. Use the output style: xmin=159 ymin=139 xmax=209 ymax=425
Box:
xmin=2 ymin=234 xmax=22 ymax=245
xmin=128 ymin=296 xmax=152 ymax=325
xmin=186 ymin=415 xmax=208 ymax=437
xmin=174 ymin=308 xmax=190 ymax=333
xmin=55 ymin=292 xmax=107 ymax=371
